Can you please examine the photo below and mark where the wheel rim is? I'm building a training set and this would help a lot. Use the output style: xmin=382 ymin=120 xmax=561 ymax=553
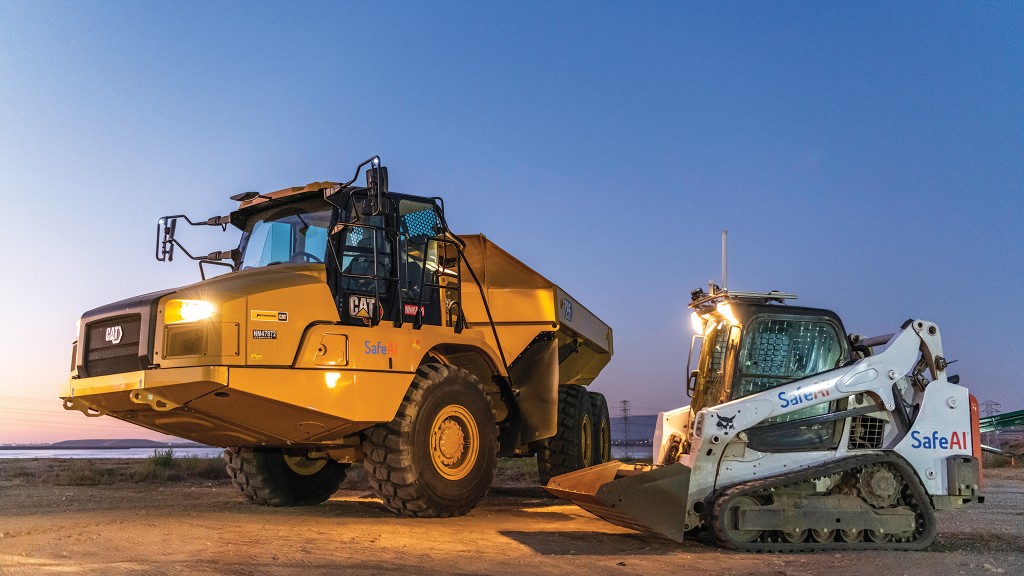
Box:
xmin=598 ymin=418 xmax=611 ymax=461
xmin=839 ymin=529 xmax=864 ymax=543
xmin=867 ymin=530 xmax=893 ymax=543
xmin=811 ymin=529 xmax=835 ymax=543
xmin=781 ymin=528 xmax=808 ymax=543
xmin=723 ymin=496 xmax=762 ymax=543
xmin=429 ymin=404 xmax=480 ymax=480
xmin=580 ymin=414 xmax=593 ymax=466
xmin=283 ymin=454 xmax=329 ymax=476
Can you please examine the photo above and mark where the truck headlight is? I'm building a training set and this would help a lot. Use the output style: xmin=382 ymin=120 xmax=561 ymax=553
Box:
xmin=165 ymin=299 xmax=216 ymax=323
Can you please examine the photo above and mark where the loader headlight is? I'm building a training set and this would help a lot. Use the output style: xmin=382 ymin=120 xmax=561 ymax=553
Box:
xmin=690 ymin=312 xmax=705 ymax=334
xmin=165 ymin=299 xmax=216 ymax=323
xmin=716 ymin=302 xmax=739 ymax=325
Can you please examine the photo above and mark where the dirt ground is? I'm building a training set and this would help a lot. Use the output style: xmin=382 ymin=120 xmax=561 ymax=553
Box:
xmin=0 ymin=459 xmax=1021 ymax=576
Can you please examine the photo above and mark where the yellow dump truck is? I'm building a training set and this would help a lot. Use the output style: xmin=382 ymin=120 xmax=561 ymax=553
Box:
xmin=63 ymin=157 xmax=613 ymax=516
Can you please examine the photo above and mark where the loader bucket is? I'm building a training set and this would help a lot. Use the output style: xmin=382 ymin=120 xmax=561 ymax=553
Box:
xmin=545 ymin=460 xmax=692 ymax=542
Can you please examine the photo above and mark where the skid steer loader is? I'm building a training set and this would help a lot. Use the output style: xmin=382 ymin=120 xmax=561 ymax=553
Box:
xmin=547 ymin=287 xmax=983 ymax=551
xmin=63 ymin=156 xmax=613 ymax=517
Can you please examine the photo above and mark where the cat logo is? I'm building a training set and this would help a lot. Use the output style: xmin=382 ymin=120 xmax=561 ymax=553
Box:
xmin=348 ymin=295 xmax=381 ymax=326
xmin=104 ymin=326 xmax=123 ymax=345
xmin=250 ymin=310 xmax=288 ymax=322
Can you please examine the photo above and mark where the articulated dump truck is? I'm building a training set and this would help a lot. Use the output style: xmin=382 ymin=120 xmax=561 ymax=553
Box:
xmin=63 ymin=157 xmax=613 ymax=516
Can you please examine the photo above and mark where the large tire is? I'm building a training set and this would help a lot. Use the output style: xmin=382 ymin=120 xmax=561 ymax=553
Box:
xmin=361 ymin=363 xmax=498 ymax=518
xmin=536 ymin=384 xmax=593 ymax=484
xmin=223 ymin=447 xmax=348 ymax=506
xmin=588 ymin=391 xmax=612 ymax=466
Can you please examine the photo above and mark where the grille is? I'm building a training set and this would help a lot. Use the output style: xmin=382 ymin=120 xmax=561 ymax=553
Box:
xmin=84 ymin=314 xmax=146 ymax=376
xmin=849 ymin=415 xmax=886 ymax=449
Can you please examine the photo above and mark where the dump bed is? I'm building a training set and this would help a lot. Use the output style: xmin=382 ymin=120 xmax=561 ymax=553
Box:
xmin=459 ymin=234 xmax=612 ymax=386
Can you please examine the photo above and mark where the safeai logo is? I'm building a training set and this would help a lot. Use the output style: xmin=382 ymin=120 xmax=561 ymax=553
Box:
xmin=910 ymin=430 xmax=969 ymax=450
xmin=777 ymin=385 xmax=830 ymax=409
xmin=364 ymin=341 xmax=397 ymax=356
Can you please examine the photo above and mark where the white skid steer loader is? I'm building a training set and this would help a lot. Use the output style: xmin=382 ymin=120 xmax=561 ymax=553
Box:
xmin=546 ymin=288 xmax=983 ymax=551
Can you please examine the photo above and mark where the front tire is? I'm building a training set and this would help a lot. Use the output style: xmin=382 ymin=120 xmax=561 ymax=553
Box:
xmin=361 ymin=363 xmax=498 ymax=517
xmin=223 ymin=447 xmax=348 ymax=506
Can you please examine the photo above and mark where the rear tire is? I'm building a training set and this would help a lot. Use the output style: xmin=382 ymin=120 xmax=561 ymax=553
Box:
xmin=536 ymin=384 xmax=593 ymax=484
xmin=588 ymin=391 xmax=611 ymax=465
xmin=361 ymin=363 xmax=498 ymax=518
xmin=223 ymin=447 xmax=348 ymax=506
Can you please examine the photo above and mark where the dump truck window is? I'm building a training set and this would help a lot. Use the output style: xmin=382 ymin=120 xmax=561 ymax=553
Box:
xmin=239 ymin=201 xmax=333 ymax=269
xmin=397 ymin=199 xmax=457 ymax=325
xmin=242 ymin=221 xmax=291 ymax=268
xmin=339 ymin=224 xmax=393 ymax=294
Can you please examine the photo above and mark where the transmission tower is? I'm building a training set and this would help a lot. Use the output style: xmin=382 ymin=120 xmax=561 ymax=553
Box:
xmin=980 ymin=401 xmax=1002 ymax=448
xmin=619 ymin=399 xmax=632 ymax=459
xmin=980 ymin=400 xmax=1001 ymax=418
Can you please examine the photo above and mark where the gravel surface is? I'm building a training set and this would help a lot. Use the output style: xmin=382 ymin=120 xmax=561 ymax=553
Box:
xmin=0 ymin=460 xmax=1020 ymax=575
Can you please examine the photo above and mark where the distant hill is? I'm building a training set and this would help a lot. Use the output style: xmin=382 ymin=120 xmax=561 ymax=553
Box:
xmin=48 ymin=439 xmax=207 ymax=449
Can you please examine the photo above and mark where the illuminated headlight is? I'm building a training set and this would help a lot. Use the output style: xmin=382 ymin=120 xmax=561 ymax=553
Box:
xmin=716 ymin=302 xmax=739 ymax=325
xmin=165 ymin=299 xmax=216 ymax=323
xmin=690 ymin=311 xmax=704 ymax=334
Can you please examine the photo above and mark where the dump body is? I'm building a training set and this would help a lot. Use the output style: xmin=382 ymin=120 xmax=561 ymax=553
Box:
xmin=460 ymin=234 xmax=611 ymax=382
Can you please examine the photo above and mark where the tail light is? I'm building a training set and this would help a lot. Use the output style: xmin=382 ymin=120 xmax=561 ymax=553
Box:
xmin=969 ymin=394 xmax=984 ymax=489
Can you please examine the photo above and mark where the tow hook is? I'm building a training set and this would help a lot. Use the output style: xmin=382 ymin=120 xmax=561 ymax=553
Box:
xmin=129 ymin=390 xmax=181 ymax=411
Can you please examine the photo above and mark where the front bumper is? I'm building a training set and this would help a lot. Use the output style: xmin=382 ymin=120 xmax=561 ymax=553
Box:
xmin=63 ymin=366 xmax=413 ymax=447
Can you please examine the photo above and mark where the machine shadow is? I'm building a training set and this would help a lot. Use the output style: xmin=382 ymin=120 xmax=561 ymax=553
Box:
xmin=499 ymin=530 xmax=708 ymax=556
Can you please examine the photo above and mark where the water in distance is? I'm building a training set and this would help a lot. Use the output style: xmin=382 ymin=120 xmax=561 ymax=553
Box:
xmin=0 ymin=447 xmax=225 ymax=459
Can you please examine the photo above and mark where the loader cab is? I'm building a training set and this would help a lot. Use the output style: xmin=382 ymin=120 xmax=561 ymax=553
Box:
xmin=688 ymin=297 xmax=852 ymax=452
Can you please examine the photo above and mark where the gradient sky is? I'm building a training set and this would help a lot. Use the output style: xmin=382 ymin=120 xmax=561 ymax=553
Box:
xmin=1 ymin=2 xmax=1021 ymax=443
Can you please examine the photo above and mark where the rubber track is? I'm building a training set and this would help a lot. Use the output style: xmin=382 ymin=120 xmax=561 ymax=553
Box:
xmin=537 ymin=384 xmax=590 ymax=483
xmin=361 ymin=363 xmax=498 ymax=518
xmin=709 ymin=453 xmax=937 ymax=552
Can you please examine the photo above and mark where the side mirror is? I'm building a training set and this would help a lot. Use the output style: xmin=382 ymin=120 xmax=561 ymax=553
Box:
xmin=366 ymin=166 xmax=388 ymax=216
xmin=156 ymin=217 xmax=178 ymax=262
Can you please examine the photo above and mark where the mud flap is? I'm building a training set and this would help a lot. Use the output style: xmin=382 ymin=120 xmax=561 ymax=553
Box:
xmin=545 ymin=460 xmax=692 ymax=542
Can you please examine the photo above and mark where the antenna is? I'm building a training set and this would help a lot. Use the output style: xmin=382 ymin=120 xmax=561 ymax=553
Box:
xmin=722 ymin=229 xmax=728 ymax=290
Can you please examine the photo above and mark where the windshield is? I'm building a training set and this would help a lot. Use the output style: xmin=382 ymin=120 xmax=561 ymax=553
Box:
xmin=239 ymin=199 xmax=333 ymax=269
xmin=733 ymin=317 xmax=843 ymax=399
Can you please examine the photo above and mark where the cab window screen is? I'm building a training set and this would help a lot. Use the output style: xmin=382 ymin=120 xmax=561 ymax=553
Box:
xmin=734 ymin=317 xmax=842 ymax=425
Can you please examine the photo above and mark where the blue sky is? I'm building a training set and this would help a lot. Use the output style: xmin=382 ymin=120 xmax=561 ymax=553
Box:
xmin=0 ymin=2 xmax=1020 ymax=442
